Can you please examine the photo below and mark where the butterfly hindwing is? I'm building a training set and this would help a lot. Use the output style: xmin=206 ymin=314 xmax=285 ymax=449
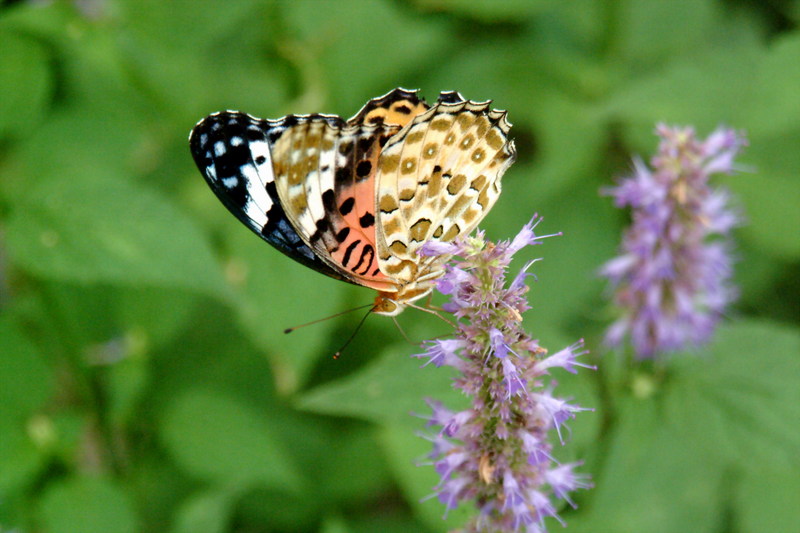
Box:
xmin=374 ymin=94 xmax=516 ymax=282
xmin=269 ymin=115 xmax=401 ymax=291
xmin=189 ymin=111 xmax=349 ymax=282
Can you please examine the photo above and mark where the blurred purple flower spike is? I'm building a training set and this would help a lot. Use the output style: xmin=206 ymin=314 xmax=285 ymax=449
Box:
xmin=601 ymin=125 xmax=746 ymax=358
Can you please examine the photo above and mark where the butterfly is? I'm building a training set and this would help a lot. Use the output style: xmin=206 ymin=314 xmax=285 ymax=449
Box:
xmin=189 ymin=88 xmax=515 ymax=316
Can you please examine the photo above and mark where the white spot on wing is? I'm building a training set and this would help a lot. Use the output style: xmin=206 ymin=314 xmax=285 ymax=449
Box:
xmin=230 ymin=136 xmax=243 ymax=146
xmin=214 ymin=141 xmax=226 ymax=157
xmin=222 ymin=176 xmax=238 ymax=188
xmin=243 ymin=198 xmax=267 ymax=228
xmin=240 ymin=163 xmax=273 ymax=215
xmin=249 ymin=140 xmax=270 ymax=164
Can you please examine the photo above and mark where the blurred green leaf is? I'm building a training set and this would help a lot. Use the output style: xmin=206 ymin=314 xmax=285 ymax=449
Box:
xmin=226 ymin=226 xmax=353 ymax=389
xmin=160 ymin=389 xmax=301 ymax=490
xmin=5 ymin=171 xmax=229 ymax=298
xmin=739 ymin=34 xmax=800 ymax=138
xmin=297 ymin=344 xmax=464 ymax=424
xmin=569 ymin=399 xmax=723 ymax=533
xmin=283 ymin=0 xmax=450 ymax=108
xmin=379 ymin=421 xmax=471 ymax=532
xmin=4 ymin=110 xmax=144 ymax=200
xmin=608 ymin=34 xmax=800 ymax=141
xmin=115 ymin=286 xmax=198 ymax=348
xmin=311 ymin=424 xmax=393 ymax=507
xmin=512 ymin=182 xmax=618 ymax=334
xmin=0 ymin=316 xmax=53 ymax=416
xmin=667 ymin=321 xmax=800 ymax=469
xmin=412 ymin=0 xmax=550 ymax=21
xmin=38 ymin=476 xmax=138 ymax=533
xmin=0 ymin=417 xmax=44 ymax=496
xmin=736 ymin=465 xmax=800 ymax=532
xmin=119 ymin=0 xmax=263 ymax=53
xmin=170 ymin=487 xmax=236 ymax=533
xmin=119 ymin=1 xmax=289 ymax=121
xmin=0 ymin=31 xmax=52 ymax=139
xmin=733 ymin=130 xmax=800 ymax=260
xmin=319 ymin=514 xmax=349 ymax=533
xmin=606 ymin=45 xmax=759 ymax=134
xmin=104 ymin=352 xmax=149 ymax=427
xmin=610 ymin=0 xmax=720 ymax=67
xmin=0 ymin=0 xmax=72 ymax=35
xmin=516 ymin=94 xmax=607 ymax=196
xmin=49 ymin=410 xmax=88 ymax=466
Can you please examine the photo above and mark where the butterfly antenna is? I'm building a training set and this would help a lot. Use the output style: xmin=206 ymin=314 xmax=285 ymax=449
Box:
xmin=333 ymin=305 xmax=375 ymax=360
xmin=284 ymin=303 xmax=374 ymax=334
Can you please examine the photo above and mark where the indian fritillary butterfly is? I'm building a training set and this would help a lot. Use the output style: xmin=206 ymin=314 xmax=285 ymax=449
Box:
xmin=189 ymin=88 xmax=515 ymax=315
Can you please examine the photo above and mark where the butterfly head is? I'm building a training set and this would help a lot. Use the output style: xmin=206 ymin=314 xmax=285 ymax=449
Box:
xmin=372 ymin=292 xmax=404 ymax=316
xmin=373 ymin=282 xmax=437 ymax=316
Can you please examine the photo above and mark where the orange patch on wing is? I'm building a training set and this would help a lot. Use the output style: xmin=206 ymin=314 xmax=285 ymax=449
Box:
xmin=327 ymin=149 xmax=393 ymax=289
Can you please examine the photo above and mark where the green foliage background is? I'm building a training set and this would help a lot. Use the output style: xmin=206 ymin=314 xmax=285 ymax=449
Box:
xmin=1 ymin=1 xmax=798 ymax=532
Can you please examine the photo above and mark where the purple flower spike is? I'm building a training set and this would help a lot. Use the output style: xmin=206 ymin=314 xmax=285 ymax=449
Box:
xmin=601 ymin=125 xmax=746 ymax=358
xmin=415 ymin=218 xmax=592 ymax=532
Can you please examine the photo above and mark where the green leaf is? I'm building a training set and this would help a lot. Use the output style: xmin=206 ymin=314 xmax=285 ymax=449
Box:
xmin=732 ymin=129 xmax=800 ymax=260
xmin=5 ymin=171 xmax=229 ymax=299
xmin=119 ymin=1 xmax=288 ymax=120
xmin=283 ymin=0 xmax=450 ymax=109
xmin=104 ymin=351 xmax=150 ymax=427
xmin=0 ymin=417 xmax=44 ymax=495
xmin=0 ymin=31 xmax=52 ymax=138
xmin=0 ymin=316 xmax=53 ymax=416
xmin=739 ymin=34 xmax=800 ymax=138
xmin=569 ymin=399 xmax=723 ymax=533
xmin=38 ymin=476 xmax=138 ymax=533
xmin=507 ymin=183 xmax=618 ymax=334
xmin=227 ymin=226 xmax=353 ymax=389
xmin=606 ymin=45 xmax=760 ymax=133
xmin=574 ymin=322 xmax=800 ymax=533
xmin=297 ymin=345 xmax=464 ymax=424
xmin=119 ymin=0 xmax=263 ymax=53
xmin=379 ymin=421 xmax=471 ymax=532
xmin=115 ymin=286 xmax=199 ymax=348
xmin=610 ymin=0 xmax=720 ymax=65
xmin=736 ymin=465 xmax=800 ymax=532
xmin=319 ymin=515 xmax=349 ymax=533
xmin=311 ymin=425 xmax=393 ymax=507
xmin=411 ymin=0 xmax=550 ymax=21
xmin=607 ymin=35 xmax=800 ymax=140
xmin=666 ymin=321 xmax=800 ymax=469
xmin=170 ymin=487 xmax=237 ymax=533
xmin=160 ymin=389 xmax=301 ymax=491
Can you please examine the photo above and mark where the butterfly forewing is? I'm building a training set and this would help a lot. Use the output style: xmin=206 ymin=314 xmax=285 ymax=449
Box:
xmin=374 ymin=96 xmax=516 ymax=282
xmin=189 ymin=112 xmax=348 ymax=282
